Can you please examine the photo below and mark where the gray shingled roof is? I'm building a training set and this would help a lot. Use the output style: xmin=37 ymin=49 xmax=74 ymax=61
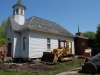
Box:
xmin=12 ymin=0 xmax=26 ymax=10
xmin=75 ymin=35 xmax=88 ymax=39
xmin=9 ymin=17 xmax=21 ymax=31
xmin=9 ymin=16 xmax=74 ymax=37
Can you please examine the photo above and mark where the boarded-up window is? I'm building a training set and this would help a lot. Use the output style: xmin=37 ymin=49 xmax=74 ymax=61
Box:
xmin=47 ymin=38 xmax=51 ymax=49
xmin=23 ymin=37 xmax=26 ymax=50
xmin=82 ymin=42 xmax=85 ymax=46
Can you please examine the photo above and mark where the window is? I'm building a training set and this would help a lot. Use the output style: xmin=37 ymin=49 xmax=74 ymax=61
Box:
xmin=23 ymin=37 xmax=26 ymax=50
xmin=47 ymin=44 xmax=51 ymax=49
xmin=16 ymin=9 xmax=19 ymax=14
xmin=82 ymin=42 xmax=85 ymax=46
xmin=61 ymin=42 xmax=64 ymax=48
xmin=67 ymin=42 xmax=69 ymax=48
xmin=47 ymin=38 xmax=51 ymax=49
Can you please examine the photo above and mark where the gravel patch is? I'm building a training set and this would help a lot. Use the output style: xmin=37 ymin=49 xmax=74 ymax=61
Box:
xmin=56 ymin=68 xmax=81 ymax=75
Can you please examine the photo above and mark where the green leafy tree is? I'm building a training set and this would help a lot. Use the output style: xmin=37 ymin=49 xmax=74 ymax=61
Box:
xmin=0 ymin=19 xmax=7 ymax=46
xmin=83 ymin=31 xmax=96 ymax=39
xmin=95 ymin=24 xmax=100 ymax=44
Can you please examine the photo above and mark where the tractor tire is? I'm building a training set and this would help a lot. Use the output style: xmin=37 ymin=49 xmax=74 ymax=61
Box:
xmin=82 ymin=62 xmax=97 ymax=74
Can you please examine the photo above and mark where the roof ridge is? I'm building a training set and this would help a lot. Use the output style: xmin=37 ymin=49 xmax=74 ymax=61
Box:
xmin=25 ymin=16 xmax=33 ymax=21
xmin=76 ymin=35 xmax=88 ymax=39
xmin=28 ymin=16 xmax=34 ymax=28
xmin=34 ymin=16 xmax=59 ymax=25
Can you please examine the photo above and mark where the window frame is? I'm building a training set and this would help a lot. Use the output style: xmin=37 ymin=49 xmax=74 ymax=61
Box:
xmin=23 ymin=37 xmax=26 ymax=50
xmin=47 ymin=38 xmax=51 ymax=50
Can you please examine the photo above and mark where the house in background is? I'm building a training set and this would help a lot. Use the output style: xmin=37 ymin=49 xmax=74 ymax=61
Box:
xmin=6 ymin=0 xmax=75 ymax=60
xmin=74 ymin=32 xmax=89 ymax=55
xmin=74 ymin=27 xmax=95 ymax=55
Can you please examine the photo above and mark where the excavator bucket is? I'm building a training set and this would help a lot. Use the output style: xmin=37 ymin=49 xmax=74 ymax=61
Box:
xmin=41 ymin=52 xmax=58 ymax=63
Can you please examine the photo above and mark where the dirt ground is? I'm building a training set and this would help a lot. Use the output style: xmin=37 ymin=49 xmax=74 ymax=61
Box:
xmin=0 ymin=62 xmax=83 ymax=75
xmin=0 ymin=56 xmax=84 ymax=74
xmin=0 ymin=62 xmax=55 ymax=73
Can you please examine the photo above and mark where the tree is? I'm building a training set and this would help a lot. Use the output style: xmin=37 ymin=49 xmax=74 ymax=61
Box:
xmin=83 ymin=31 xmax=96 ymax=39
xmin=95 ymin=24 xmax=100 ymax=44
xmin=0 ymin=19 xmax=7 ymax=46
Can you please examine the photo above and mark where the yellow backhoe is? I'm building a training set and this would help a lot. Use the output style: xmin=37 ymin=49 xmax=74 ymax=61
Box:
xmin=41 ymin=40 xmax=74 ymax=63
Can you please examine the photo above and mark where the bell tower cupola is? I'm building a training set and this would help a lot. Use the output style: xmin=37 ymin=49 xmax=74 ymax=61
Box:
xmin=12 ymin=0 xmax=26 ymax=25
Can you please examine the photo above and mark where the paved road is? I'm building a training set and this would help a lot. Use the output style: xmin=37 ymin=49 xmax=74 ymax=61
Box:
xmin=56 ymin=68 xmax=81 ymax=75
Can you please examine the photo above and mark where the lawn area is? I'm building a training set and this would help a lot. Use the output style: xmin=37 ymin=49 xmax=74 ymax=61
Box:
xmin=0 ymin=58 xmax=85 ymax=75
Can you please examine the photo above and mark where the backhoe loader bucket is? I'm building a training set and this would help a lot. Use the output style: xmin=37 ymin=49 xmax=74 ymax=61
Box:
xmin=41 ymin=52 xmax=58 ymax=63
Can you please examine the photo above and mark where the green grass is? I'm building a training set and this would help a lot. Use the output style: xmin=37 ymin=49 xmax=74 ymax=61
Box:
xmin=0 ymin=58 xmax=85 ymax=75
xmin=79 ymin=73 xmax=100 ymax=75
xmin=0 ymin=72 xmax=34 ymax=75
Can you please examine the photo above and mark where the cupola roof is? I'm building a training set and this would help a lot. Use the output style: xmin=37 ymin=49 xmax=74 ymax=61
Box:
xmin=12 ymin=0 xmax=26 ymax=10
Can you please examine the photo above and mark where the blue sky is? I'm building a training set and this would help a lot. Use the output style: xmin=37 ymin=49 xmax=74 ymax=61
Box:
xmin=0 ymin=0 xmax=100 ymax=35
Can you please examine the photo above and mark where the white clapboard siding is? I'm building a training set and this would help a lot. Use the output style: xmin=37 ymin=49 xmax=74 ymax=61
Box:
xmin=29 ymin=37 xmax=47 ymax=58
xmin=29 ymin=31 xmax=75 ymax=58
xmin=51 ymin=39 xmax=58 ymax=50
xmin=6 ymin=25 xmax=14 ymax=57
xmin=21 ymin=31 xmax=29 ymax=58
xmin=13 ymin=32 xmax=21 ymax=58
